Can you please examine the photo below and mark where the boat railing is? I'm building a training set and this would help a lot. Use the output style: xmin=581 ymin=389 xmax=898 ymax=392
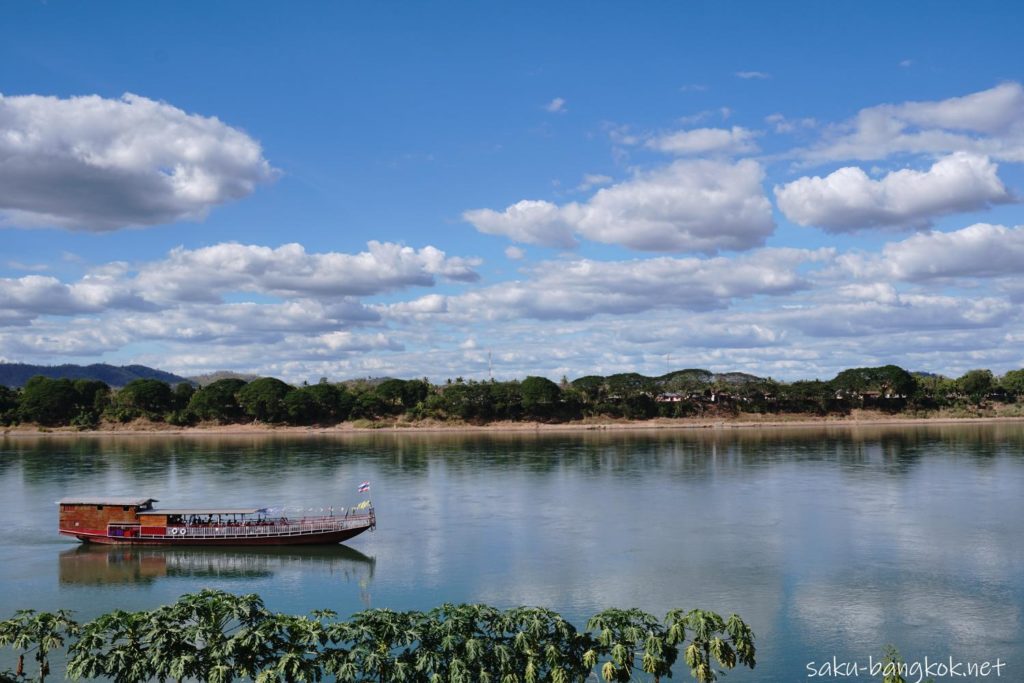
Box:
xmin=133 ymin=511 xmax=375 ymax=540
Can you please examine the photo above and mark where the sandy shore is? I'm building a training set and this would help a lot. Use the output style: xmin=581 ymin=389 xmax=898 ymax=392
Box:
xmin=5 ymin=410 xmax=1024 ymax=437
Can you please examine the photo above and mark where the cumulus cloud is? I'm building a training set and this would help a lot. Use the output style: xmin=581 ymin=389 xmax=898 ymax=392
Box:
xmin=464 ymin=160 xmax=775 ymax=253
xmin=778 ymin=293 xmax=1012 ymax=338
xmin=775 ymin=152 xmax=1012 ymax=232
xmin=504 ymin=245 xmax=526 ymax=260
xmin=800 ymin=82 xmax=1024 ymax=162
xmin=0 ymin=241 xmax=477 ymax=337
xmin=645 ymin=126 xmax=759 ymax=156
xmin=463 ymin=200 xmax=578 ymax=249
xmin=0 ymin=92 xmax=276 ymax=230
xmin=442 ymin=248 xmax=830 ymax=321
xmin=838 ymin=223 xmax=1024 ymax=281
xmin=0 ymin=273 xmax=150 ymax=316
xmin=134 ymin=241 xmax=481 ymax=302
xmin=735 ymin=71 xmax=771 ymax=80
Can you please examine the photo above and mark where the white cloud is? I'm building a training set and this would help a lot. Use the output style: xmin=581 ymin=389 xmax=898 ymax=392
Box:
xmin=838 ymin=223 xmax=1024 ymax=281
xmin=5 ymin=261 xmax=49 ymax=272
xmin=775 ymin=153 xmax=1012 ymax=232
xmin=134 ymin=240 xmax=481 ymax=302
xmin=0 ymin=273 xmax=150 ymax=316
xmin=735 ymin=71 xmax=771 ymax=80
xmin=463 ymin=200 xmax=578 ymax=249
xmin=778 ymin=294 xmax=1013 ymax=338
xmin=575 ymin=174 xmax=613 ymax=192
xmin=646 ymin=126 xmax=759 ymax=156
xmin=676 ymin=108 xmax=731 ymax=126
xmin=504 ymin=245 xmax=526 ymax=260
xmin=443 ymin=248 xmax=830 ymax=321
xmin=0 ymin=92 xmax=277 ymax=230
xmin=0 ymin=241 xmax=477 ymax=336
xmin=801 ymin=82 xmax=1024 ymax=162
xmin=315 ymin=331 xmax=402 ymax=354
xmin=465 ymin=159 xmax=775 ymax=253
xmin=765 ymin=113 xmax=817 ymax=134
xmin=544 ymin=97 xmax=567 ymax=113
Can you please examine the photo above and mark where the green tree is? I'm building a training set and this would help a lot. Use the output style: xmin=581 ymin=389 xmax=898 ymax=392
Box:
xmin=488 ymin=381 xmax=523 ymax=421
xmin=913 ymin=373 xmax=957 ymax=408
xmin=18 ymin=376 xmax=78 ymax=426
xmin=831 ymin=365 xmax=917 ymax=407
xmin=0 ymin=385 xmax=19 ymax=425
xmin=283 ymin=383 xmax=353 ymax=425
xmin=324 ymin=609 xmax=419 ymax=683
xmin=237 ymin=377 xmax=294 ymax=423
xmin=571 ymin=375 xmax=607 ymax=404
xmin=957 ymin=369 xmax=994 ymax=406
xmin=172 ymin=382 xmax=196 ymax=410
xmin=0 ymin=608 xmax=79 ymax=682
xmin=373 ymin=379 xmax=430 ymax=415
xmin=187 ymin=378 xmax=248 ymax=423
xmin=113 ymin=379 xmax=175 ymax=420
xmin=520 ymin=376 xmax=561 ymax=420
xmin=283 ymin=388 xmax=318 ymax=425
xmin=349 ymin=388 xmax=388 ymax=420
xmin=72 ymin=380 xmax=110 ymax=415
xmin=781 ymin=380 xmax=833 ymax=415
xmin=999 ymin=368 xmax=1024 ymax=400
xmin=659 ymin=369 xmax=714 ymax=395
xmin=3 ymin=592 xmax=756 ymax=683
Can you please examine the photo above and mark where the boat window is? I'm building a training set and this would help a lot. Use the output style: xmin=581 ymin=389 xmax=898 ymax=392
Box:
xmin=96 ymin=505 xmax=104 ymax=510
xmin=122 ymin=506 xmax=130 ymax=511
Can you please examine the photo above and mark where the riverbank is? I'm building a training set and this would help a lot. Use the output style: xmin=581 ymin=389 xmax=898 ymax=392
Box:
xmin=5 ymin=408 xmax=1024 ymax=436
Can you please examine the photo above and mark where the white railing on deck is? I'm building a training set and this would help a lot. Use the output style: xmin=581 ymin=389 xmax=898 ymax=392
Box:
xmin=134 ymin=512 xmax=375 ymax=540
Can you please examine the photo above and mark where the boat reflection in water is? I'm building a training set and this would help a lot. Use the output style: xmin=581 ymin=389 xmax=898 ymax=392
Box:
xmin=59 ymin=544 xmax=376 ymax=590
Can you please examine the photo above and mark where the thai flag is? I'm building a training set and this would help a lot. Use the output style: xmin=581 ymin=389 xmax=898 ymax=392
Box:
xmin=357 ymin=481 xmax=370 ymax=493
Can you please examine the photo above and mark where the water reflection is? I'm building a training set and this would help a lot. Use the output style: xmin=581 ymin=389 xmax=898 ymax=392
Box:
xmin=59 ymin=544 xmax=375 ymax=587
xmin=2 ymin=424 xmax=1022 ymax=682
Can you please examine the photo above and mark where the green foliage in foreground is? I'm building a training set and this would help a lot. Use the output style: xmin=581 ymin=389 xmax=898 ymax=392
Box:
xmin=0 ymin=590 xmax=755 ymax=683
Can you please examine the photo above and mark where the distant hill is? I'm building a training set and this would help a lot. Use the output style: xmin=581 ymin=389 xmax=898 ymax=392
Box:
xmin=187 ymin=371 xmax=260 ymax=387
xmin=0 ymin=363 xmax=192 ymax=388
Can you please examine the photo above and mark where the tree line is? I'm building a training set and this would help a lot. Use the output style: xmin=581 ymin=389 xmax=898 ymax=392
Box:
xmin=0 ymin=589 xmax=755 ymax=683
xmin=3 ymin=365 xmax=1024 ymax=429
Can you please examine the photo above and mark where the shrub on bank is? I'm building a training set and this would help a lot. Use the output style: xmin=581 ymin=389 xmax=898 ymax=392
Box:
xmin=0 ymin=590 xmax=755 ymax=683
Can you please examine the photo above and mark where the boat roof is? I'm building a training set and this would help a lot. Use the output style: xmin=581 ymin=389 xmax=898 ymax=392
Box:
xmin=138 ymin=508 xmax=268 ymax=516
xmin=59 ymin=497 xmax=157 ymax=506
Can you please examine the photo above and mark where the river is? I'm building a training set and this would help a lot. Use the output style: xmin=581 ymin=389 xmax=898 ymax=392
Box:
xmin=1 ymin=424 xmax=1022 ymax=681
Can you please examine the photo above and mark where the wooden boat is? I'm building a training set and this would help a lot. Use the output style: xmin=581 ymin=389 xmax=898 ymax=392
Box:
xmin=58 ymin=497 xmax=375 ymax=546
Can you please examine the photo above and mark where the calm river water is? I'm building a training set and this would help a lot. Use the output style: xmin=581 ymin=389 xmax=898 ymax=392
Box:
xmin=1 ymin=424 xmax=1022 ymax=681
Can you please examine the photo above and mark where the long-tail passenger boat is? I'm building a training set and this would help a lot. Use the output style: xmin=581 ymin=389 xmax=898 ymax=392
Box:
xmin=58 ymin=497 xmax=375 ymax=546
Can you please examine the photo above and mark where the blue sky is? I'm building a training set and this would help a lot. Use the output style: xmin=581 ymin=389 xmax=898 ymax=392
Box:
xmin=2 ymin=1 xmax=1024 ymax=383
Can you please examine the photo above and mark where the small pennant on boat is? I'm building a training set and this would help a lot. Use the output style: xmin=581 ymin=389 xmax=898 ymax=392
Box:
xmin=358 ymin=481 xmax=370 ymax=492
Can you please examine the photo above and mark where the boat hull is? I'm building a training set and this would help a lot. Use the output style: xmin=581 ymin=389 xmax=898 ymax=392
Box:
xmin=59 ymin=500 xmax=375 ymax=547
xmin=63 ymin=525 xmax=372 ymax=546
xmin=60 ymin=511 xmax=375 ymax=547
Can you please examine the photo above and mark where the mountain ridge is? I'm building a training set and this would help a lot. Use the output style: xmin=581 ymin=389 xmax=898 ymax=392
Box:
xmin=0 ymin=363 xmax=192 ymax=388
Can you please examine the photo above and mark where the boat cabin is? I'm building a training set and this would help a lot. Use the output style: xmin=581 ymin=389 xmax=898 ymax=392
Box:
xmin=58 ymin=497 xmax=158 ymax=539
xmin=59 ymin=498 xmax=278 ymax=540
xmin=136 ymin=507 xmax=270 ymax=528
